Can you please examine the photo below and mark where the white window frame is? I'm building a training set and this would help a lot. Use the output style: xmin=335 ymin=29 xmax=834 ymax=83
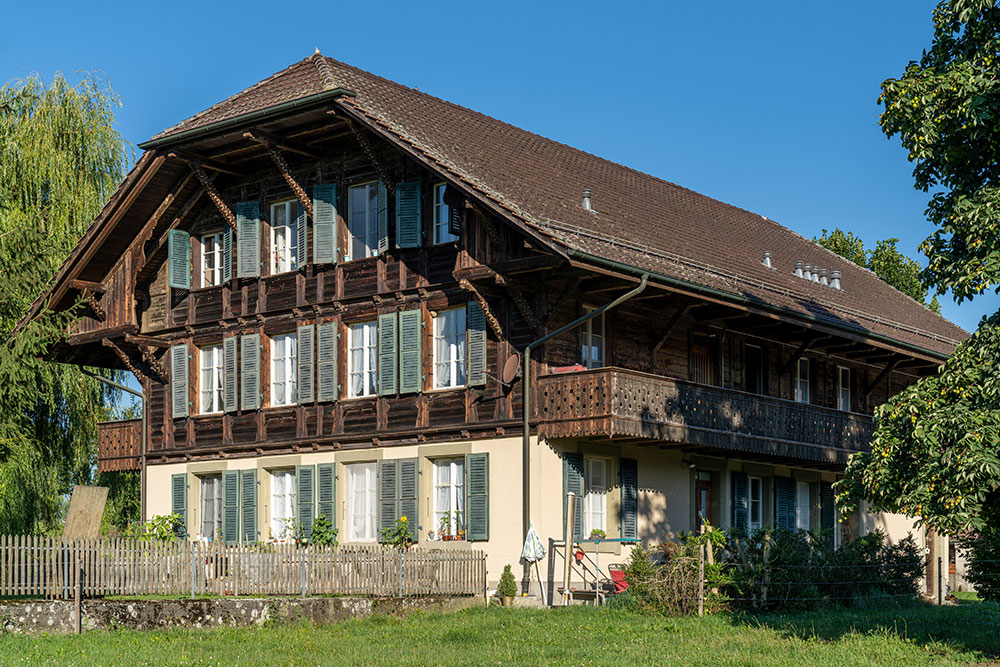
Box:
xmin=270 ymin=469 xmax=297 ymax=542
xmin=269 ymin=200 xmax=298 ymax=275
xmin=433 ymin=306 xmax=466 ymax=389
xmin=795 ymin=357 xmax=810 ymax=404
xmin=347 ymin=182 xmax=378 ymax=261
xmin=749 ymin=476 xmax=763 ymax=532
xmin=837 ymin=366 xmax=851 ymax=412
xmin=348 ymin=320 xmax=378 ymax=398
xmin=584 ymin=457 xmax=608 ymax=536
xmin=581 ymin=307 xmax=605 ymax=369
xmin=433 ymin=458 xmax=465 ymax=539
xmin=199 ymin=474 xmax=222 ymax=542
xmin=199 ymin=343 xmax=224 ymax=414
xmin=433 ymin=182 xmax=458 ymax=245
xmin=796 ymin=481 xmax=811 ymax=531
xmin=270 ymin=332 xmax=297 ymax=407
xmin=346 ymin=462 xmax=377 ymax=542
xmin=200 ymin=232 xmax=224 ymax=288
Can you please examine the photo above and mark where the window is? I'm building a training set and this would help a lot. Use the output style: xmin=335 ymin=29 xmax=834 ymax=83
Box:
xmin=199 ymin=474 xmax=222 ymax=541
xmin=270 ymin=332 xmax=297 ymax=407
xmin=434 ymin=458 xmax=465 ymax=538
xmin=796 ymin=481 xmax=811 ymax=531
xmin=691 ymin=334 xmax=718 ymax=385
xmin=838 ymin=366 xmax=851 ymax=412
xmin=346 ymin=462 xmax=377 ymax=542
xmin=348 ymin=182 xmax=378 ymax=260
xmin=696 ymin=470 xmax=712 ymax=532
xmin=795 ymin=357 xmax=810 ymax=403
xmin=269 ymin=201 xmax=298 ymax=274
xmin=433 ymin=306 xmax=466 ymax=389
xmin=270 ymin=469 xmax=296 ymax=541
xmin=433 ymin=183 xmax=458 ymax=244
xmin=581 ymin=307 xmax=605 ymax=369
xmin=749 ymin=476 xmax=763 ymax=531
xmin=745 ymin=344 xmax=764 ymax=394
xmin=201 ymin=232 xmax=223 ymax=288
xmin=348 ymin=321 xmax=378 ymax=398
xmin=199 ymin=343 xmax=223 ymax=414
xmin=584 ymin=458 xmax=608 ymax=536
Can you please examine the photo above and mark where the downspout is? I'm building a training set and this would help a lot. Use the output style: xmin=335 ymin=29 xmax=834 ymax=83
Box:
xmin=520 ymin=273 xmax=649 ymax=551
xmin=83 ymin=369 xmax=147 ymax=520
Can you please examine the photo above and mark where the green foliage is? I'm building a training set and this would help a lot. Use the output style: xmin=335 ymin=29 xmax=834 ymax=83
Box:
xmin=955 ymin=527 xmax=1000 ymax=601
xmin=379 ymin=516 xmax=413 ymax=550
xmin=310 ymin=514 xmax=338 ymax=547
xmin=815 ymin=229 xmax=941 ymax=312
xmin=124 ymin=514 xmax=182 ymax=542
xmin=0 ymin=72 xmax=130 ymax=534
xmin=497 ymin=564 xmax=518 ymax=598
xmin=99 ymin=471 xmax=140 ymax=534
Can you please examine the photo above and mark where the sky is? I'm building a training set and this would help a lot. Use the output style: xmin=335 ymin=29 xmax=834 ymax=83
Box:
xmin=3 ymin=0 xmax=998 ymax=338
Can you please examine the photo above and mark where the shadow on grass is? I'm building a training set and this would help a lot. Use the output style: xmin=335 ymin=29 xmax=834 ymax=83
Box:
xmin=729 ymin=599 xmax=1000 ymax=658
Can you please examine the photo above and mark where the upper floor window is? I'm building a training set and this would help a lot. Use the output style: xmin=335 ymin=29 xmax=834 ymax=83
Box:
xmin=270 ymin=469 xmax=296 ymax=541
xmin=837 ymin=366 xmax=851 ymax=412
xmin=348 ymin=320 xmax=378 ymax=398
xmin=745 ymin=344 xmax=764 ymax=394
xmin=270 ymin=201 xmax=298 ymax=274
xmin=581 ymin=307 xmax=605 ymax=369
xmin=749 ymin=476 xmax=763 ymax=532
xmin=271 ymin=332 xmax=297 ymax=407
xmin=795 ymin=357 xmax=810 ymax=404
xmin=201 ymin=232 xmax=224 ymax=288
xmin=691 ymin=333 xmax=717 ymax=385
xmin=199 ymin=343 xmax=223 ymax=414
xmin=434 ymin=457 xmax=465 ymax=539
xmin=433 ymin=183 xmax=458 ymax=244
xmin=199 ymin=474 xmax=222 ymax=541
xmin=434 ymin=306 xmax=466 ymax=389
xmin=584 ymin=457 xmax=608 ymax=536
xmin=348 ymin=182 xmax=378 ymax=260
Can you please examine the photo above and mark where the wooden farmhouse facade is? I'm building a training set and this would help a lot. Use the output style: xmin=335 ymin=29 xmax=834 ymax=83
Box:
xmin=20 ymin=52 xmax=967 ymax=592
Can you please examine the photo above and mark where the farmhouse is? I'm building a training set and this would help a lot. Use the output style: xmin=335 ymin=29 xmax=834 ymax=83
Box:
xmin=19 ymin=52 xmax=966 ymax=594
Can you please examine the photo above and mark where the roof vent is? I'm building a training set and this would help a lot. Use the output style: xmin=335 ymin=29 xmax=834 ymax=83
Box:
xmin=803 ymin=264 xmax=813 ymax=281
xmin=830 ymin=270 xmax=842 ymax=290
xmin=794 ymin=261 xmax=803 ymax=278
xmin=582 ymin=189 xmax=593 ymax=212
xmin=818 ymin=268 xmax=828 ymax=286
xmin=812 ymin=269 xmax=821 ymax=284
xmin=762 ymin=251 xmax=773 ymax=269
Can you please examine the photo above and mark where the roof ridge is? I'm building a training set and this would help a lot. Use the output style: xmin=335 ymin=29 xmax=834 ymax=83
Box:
xmin=310 ymin=50 xmax=337 ymax=90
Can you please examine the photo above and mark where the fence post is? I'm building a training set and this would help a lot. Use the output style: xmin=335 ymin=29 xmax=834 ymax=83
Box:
xmin=698 ymin=543 xmax=705 ymax=617
xmin=190 ymin=542 xmax=196 ymax=600
xmin=301 ymin=547 xmax=307 ymax=599
xmin=397 ymin=550 xmax=403 ymax=598
xmin=74 ymin=566 xmax=83 ymax=634
xmin=938 ymin=555 xmax=943 ymax=605
xmin=562 ymin=492 xmax=575 ymax=606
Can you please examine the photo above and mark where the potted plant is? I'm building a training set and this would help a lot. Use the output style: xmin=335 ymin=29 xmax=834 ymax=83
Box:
xmin=589 ymin=528 xmax=606 ymax=541
xmin=439 ymin=512 xmax=454 ymax=540
xmin=454 ymin=510 xmax=464 ymax=540
xmin=497 ymin=564 xmax=518 ymax=606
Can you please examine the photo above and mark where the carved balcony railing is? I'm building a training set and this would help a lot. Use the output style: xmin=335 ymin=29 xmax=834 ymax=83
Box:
xmin=537 ymin=367 xmax=874 ymax=465
xmin=97 ymin=419 xmax=142 ymax=473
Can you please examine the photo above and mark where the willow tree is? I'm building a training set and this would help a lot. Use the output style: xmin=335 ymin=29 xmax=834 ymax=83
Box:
xmin=0 ymin=73 xmax=130 ymax=534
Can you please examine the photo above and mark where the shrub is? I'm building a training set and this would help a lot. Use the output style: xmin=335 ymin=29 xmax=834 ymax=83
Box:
xmin=310 ymin=515 xmax=338 ymax=547
xmin=621 ymin=546 xmax=702 ymax=616
xmin=379 ymin=516 xmax=413 ymax=550
xmin=955 ymin=525 xmax=1000 ymax=602
xmin=497 ymin=564 xmax=518 ymax=598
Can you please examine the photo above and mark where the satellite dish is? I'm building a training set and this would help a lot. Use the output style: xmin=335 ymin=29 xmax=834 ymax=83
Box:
xmin=502 ymin=353 xmax=522 ymax=385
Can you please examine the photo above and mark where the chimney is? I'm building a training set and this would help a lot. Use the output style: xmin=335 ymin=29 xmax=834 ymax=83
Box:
xmin=794 ymin=261 xmax=804 ymax=278
xmin=582 ymin=189 xmax=592 ymax=212
xmin=830 ymin=270 xmax=842 ymax=290
xmin=762 ymin=251 xmax=772 ymax=269
xmin=819 ymin=268 xmax=828 ymax=286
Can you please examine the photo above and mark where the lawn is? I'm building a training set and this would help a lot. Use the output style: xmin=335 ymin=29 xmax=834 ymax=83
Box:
xmin=1 ymin=599 xmax=998 ymax=666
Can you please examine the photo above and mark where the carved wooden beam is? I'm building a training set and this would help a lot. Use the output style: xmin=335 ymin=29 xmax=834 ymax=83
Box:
xmin=82 ymin=290 xmax=106 ymax=322
xmin=167 ymin=149 xmax=240 ymax=176
xmin=262 ymin=141 xmax=313 ymax=219
xmin=139 ymin=345 xmax=167 ymax=382
xmin=69 ymin=279 xmax=106 ymax=294
xmin=138 ymin=171 xmax=196 ymax=254
xmin=125 ymin=333 xmax=170 ymax=349
xmin=458 ymin=278 xmax=503 ymax=340
xmin=541 ymin=276 xmax=583 ymax=327
xmin=102 ymin=338 xmax=148 ymax=385
xmin=652 ymin=304 xmax=693 ymax=357
xmin=779 ymin=335 xmax=818 ymax=377
xmin=244 ymin=129 xmax=322 ymax=160
xmin=863 ymin=358 xmax=899 ymax=398
xmin=189 ymin=163 xmax=237 ymax=231
xmin=346 ymin=119 xmax=395 ymax=191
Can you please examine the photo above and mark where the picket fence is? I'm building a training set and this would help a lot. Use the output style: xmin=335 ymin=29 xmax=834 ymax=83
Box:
xmin=0 ymin=535 xmax=486 ymax=599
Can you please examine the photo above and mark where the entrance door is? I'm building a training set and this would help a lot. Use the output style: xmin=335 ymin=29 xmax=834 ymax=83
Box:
xmin=695 ymin=477 xmax=712 ymax=532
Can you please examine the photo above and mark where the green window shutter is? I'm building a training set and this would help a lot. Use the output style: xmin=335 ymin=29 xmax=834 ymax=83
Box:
xmin=398 ymin=309 xmax=423 ymax=394
xmin=296 ymin=202 xmax=307 ymax=268
xmin=317 ymin=463 xmax=336 ymax=527
xmin=376 ymin=179 xmax=389 ymax=254
xmin=731 ymin=472 xmax=749 ymax=533
xmin=563 ymin=452 xmax=585 ymax=542
xmin=167 ymin=229 xmax=191 ymax=290
xmin=240 ymin=334 xmax=260 ymax=411
xmin=465 ymin=453 xmax=489 ymax=542
xmin=620 ymin=458 xmax=638 ymax=540
xmin=222 ymin=470 xmax=240 ymax=544
xmin=222 ymin=226 xmax=233 ymax=284
xmin=467 ymin=302 xmax=487 ymax=387
xmin=223 ymin=336 xmax=238 ymax=413
xmin=297 ymin=324 xmax=315 ymax=404
xmin=774 ymin=477 xmax=796 ymax=531
xmin=171 ymin=344 xmax=189 ymax=418
xmin=240 ymin=468 xmax=258 ymax=543
xmin=399 ymin=458 xmax=419 ymax=541
xmin=378 ymin=312 xmax=398 ymax=396
xmin=377 ymin=459 xmax=399 ymax=541
xmin=316 ymin=321 xmax=338 ymax=402
xmin=171 ymin=473 xmax=187 ymax=538
xmin=820 ymin=481 xmax=835 ymax=541
xmin=236 ymin=201 xmax=261 ymax=278
xmin=394 ymin=181 xmax=422 ymax=248
xmin=312 ymin=184 xmax=337 ymax=265
xmin=296 ymin=465 xmax=316 ymax=542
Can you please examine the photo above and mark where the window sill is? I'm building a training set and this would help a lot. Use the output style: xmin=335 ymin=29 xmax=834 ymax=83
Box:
xmin=190 ymin=284 xmax=224 ymax=294
xmin=425 ymin=386 xmax=466 ymax=394
xmin=419 ymin=540 xmax=472 ymax=551
xmin=191 ymin=412 xmax=223 ymax=419
xmin=262 ymin=404 xmax=297 ymax=412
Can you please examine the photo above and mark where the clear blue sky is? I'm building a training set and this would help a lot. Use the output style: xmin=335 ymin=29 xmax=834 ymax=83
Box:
xmin=4 ymin=0 xmax=997 ymax=334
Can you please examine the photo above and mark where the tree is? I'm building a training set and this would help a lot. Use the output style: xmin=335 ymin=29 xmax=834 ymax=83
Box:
xmin=815 ymin=228 xmax=941 ymax=312
xmin=0 ymin=73 xmax=131 ymax=534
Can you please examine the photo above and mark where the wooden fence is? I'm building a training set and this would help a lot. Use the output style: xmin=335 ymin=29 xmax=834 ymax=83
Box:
xmin=0 ymin=536 xmax=486 ymax=599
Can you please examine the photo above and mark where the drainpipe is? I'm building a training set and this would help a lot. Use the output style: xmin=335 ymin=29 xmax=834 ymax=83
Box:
xmin=520 ymin=273 xmax=649 ymax=557
xmin=83 ymin=369 xmax=147 ymax=520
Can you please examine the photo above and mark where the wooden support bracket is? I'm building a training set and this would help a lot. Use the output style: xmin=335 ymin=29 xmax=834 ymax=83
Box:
xmin=82 ymin=290 xmax=105 ymax=322
xmin=69 ymin=280 xmax=106 ymax=294
xmin=261 ymin=140 xmax=313 ymax=219
xmin=139 ymin=345 xmax=168 ymax=382
xmin=492 ymin=274 xmax=541 ymax=335
xmin=863 ymin=358 xmax=899 ymax=399
xmin=541 ymin=276 xmax=583 ymax=327
xmin=244 ymin=129 xmax=322 ymax=160
xmin=779 ymin=335 xmax=818 ymax=377
xmin=458 ymin=278 xmax=504 ymax=340
xmin=102 ymin=338 xmax=148 ymax=385
xmin=167 ymin=149 xmax=240 ymax=176
xmin=346 ymin=119 xmax=394 ymax=192
xmin=189 ymin=163 xmax=237 ymax=231
xmin=652 ymin=304 xmax=693 ymax=357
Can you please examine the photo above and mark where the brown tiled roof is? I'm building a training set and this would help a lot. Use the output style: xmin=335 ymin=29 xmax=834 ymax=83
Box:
xmin=152 ymin=53 xmax=967 ymax=357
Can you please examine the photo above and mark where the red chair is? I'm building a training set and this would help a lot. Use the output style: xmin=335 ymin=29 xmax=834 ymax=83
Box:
xmin=608 ymin=564 xmax=628 ymax=594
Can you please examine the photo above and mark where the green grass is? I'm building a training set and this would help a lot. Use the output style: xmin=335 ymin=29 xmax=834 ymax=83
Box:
xmin=1 ymin=600 xmax=998 ymax=665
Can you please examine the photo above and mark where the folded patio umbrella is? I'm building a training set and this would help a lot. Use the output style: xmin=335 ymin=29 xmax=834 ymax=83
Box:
xmin=521 ymin=522 xmax=547 ymax=605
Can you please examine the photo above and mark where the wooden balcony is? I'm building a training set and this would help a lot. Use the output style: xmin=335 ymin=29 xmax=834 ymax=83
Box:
xmin=97 ymin=419 xmax=142 ymax=473
xmin=537 ymin=367 xmax=874 ymax=466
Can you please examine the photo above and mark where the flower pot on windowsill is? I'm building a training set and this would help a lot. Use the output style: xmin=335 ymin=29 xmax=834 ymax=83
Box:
xmin=457 ymin=530 xmax=465 ymax=540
